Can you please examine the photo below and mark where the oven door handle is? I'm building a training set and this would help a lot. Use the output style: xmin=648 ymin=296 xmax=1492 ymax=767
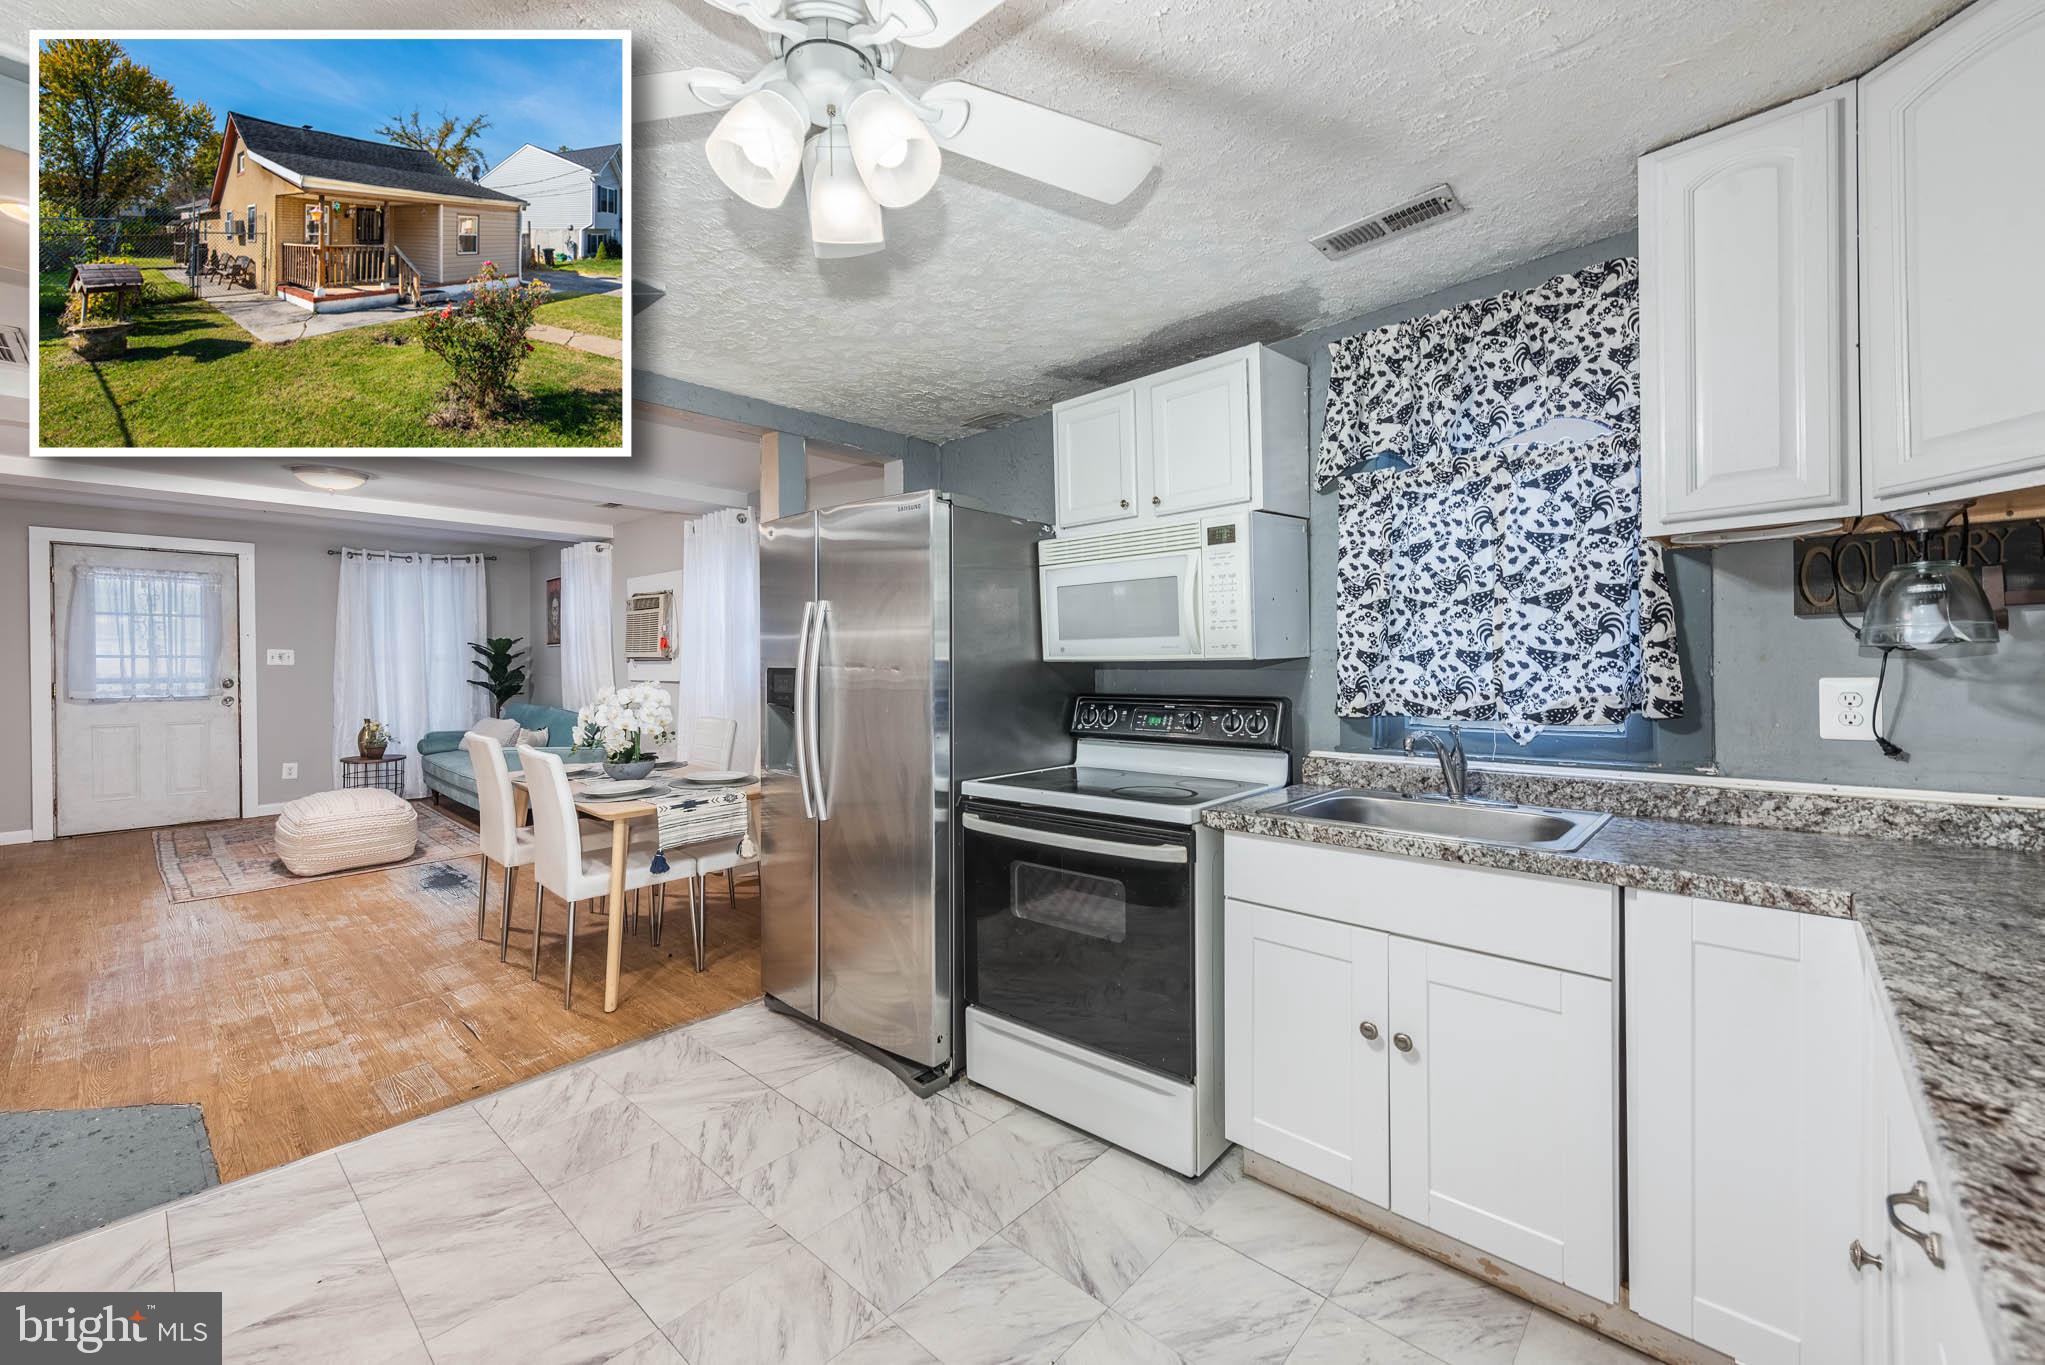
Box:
xmin=962 ymin=812 xmax=1189 ymax=864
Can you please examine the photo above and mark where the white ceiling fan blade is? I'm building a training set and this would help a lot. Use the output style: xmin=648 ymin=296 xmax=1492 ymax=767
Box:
xmin=865 ymin=0 xmax=1011 ymax=49
xmin=635 ymin=67 xmax=746 ymax=123
xmin=922 ymin=81 xmax=1161 ymax=204
xmin=696 ymin=0 xmax=806 ymax=39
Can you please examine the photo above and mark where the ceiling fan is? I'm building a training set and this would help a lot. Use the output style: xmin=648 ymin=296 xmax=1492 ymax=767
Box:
xmin=637 ymin=0 xmax=1163 ymax=258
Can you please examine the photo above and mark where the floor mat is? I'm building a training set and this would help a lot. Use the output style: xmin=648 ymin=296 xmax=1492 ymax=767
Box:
xmin=153 ymin=801 xmax=481 ymax=902
xmin=0 ymin=1105 xmax=219 ymax=1258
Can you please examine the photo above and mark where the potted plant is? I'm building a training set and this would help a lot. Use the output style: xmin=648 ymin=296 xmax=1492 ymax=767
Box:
xmin=356 ymin=718 xmax=391 ymax=759
xmin=468 ymin=636 xmax=529 ymax=716
xmin=574 ymin=685 xmax=674 ymax=781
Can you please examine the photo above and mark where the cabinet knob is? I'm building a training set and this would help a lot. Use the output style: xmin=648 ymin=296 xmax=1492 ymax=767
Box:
xmin=1119 ymin=499 xmax=1129 ymax=509
xmin=1358 ymin=1021 xmax=1378 ymax=1041
xmin=1849 ymin=1239 xmax=1884 ymax=1272
xmin=1151 ymin=495 xmax=1161 ymax=506
xmin=1393 ymin=1032 xmax=1414 ymax=1053
xmin=1887 ymin=1181 xmax=1945 ymax=1268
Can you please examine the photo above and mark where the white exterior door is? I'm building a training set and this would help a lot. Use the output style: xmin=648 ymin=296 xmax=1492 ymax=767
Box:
xmin=52 ymin=544 xmax=241 ymax=835
xmin=1053 ymin=386 xmax=1140 ymax=530
xmin=1223 ymin=899 xmax=1390 ymax=1203
xmin=1861 ymin=0 xmax=2045 ymax=509
xmin=1638 ymin=85 xmax=1858 ymax=537
xmin=1386 ymin=937 xmax=1616 ymax=1301
xmin=1145 ymin=354 xmax=1252 ymax=518
xmin=1627 ymin=891 xmax=1866 ymax=1365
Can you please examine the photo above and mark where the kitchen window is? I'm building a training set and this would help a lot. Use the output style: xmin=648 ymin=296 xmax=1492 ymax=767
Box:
xmin=456 ymin=215 xmax=479 ymax=254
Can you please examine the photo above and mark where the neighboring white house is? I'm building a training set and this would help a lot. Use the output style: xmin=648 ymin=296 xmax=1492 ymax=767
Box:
xmin=479 ymin=142 xmax=621 ymax=261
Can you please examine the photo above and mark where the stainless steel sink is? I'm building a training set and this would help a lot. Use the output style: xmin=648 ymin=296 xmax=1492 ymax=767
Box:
xmin=1269 ymin=788 xmax=1612 ymax=853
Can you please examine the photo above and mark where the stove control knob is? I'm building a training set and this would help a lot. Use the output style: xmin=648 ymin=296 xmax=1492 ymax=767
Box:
xmin=1077 ymin=703 xmax=1098 ymax=729
xmin=1180 ymin=711 xmax=1203 ymax=733
xmin=1245 ymin=711 xmax=1270 ymax=738
xmin=1098 ymin=706 xmax=1120 ymax=729
xmin=1220 ymin=709 xmax=1245 ymax=737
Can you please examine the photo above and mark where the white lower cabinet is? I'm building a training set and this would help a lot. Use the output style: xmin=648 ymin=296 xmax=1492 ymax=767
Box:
xmin=1221 ymin=834 xmax=1619 ymax=1302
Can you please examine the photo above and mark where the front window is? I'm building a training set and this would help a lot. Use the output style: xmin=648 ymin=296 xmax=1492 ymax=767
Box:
xmin=303 ymin=203 xmax=322 ymax=244
xmin=457 ymin=214 xmax=479 ymax=254
xmin=596 ymin=185 xmax=617 ymax=215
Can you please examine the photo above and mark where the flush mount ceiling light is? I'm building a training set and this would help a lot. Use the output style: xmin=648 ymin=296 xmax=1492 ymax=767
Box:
xmin=636 ymin=0 xmax=1162 ymax=257
xmin=290 ymin=464 xmax=373 ymax=492
xmin=0 ymin=199 xmax=29 ymax=223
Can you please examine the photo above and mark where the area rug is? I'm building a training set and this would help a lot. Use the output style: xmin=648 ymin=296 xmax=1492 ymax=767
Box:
xmin=153 ymin=802 xmax=481 ymax=903
xmin=0 ymin=1105 xmax=219 ymax=1259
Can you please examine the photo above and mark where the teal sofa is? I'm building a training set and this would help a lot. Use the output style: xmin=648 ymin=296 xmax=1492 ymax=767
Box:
xmin=417 ymin=702 xmax=604 ymax=809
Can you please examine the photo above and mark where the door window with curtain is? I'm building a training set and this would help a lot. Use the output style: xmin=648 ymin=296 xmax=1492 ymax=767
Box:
xmin=332 ymin=550 xmax=489 ymax=797
xmin=66 ymin=564 xmax=224 ymax=701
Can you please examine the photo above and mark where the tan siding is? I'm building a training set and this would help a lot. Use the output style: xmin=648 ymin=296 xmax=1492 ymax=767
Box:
xmin=438 ymin=206 xmax=519 ymax=284
xmin=387 ymin=204 xmax=437 ymax=280
xmin=210 ymin=153 xmax=296 ymax=294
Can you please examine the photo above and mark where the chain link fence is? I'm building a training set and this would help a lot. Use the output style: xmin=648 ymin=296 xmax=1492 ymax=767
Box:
xmin=40 ymin=202 xmax=268 ymax=298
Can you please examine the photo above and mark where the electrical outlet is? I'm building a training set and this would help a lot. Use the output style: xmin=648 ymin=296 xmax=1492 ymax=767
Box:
xmin=1819 ymin=676 xmax=1884 ymax=741
xmin=281 ymin=762 xmax=299 ymax=780
xmin=266 ymin=649 xmax=295 ymax=666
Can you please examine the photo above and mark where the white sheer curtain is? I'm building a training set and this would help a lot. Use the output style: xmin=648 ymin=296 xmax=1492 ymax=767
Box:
xmin=332 ymin=550 xmax=489 ymax=797
xmin=559 ymin=541 xmax=615 ymax=710
xmin=679 ymin=509 xmax=761 ymax=775
xmin=66 ymin=565 xmax=224 ymax=701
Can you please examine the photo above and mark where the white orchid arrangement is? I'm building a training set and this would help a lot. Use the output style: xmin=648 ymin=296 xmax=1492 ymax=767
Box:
xmin=573 ymin=684 xmax=675 ymax=763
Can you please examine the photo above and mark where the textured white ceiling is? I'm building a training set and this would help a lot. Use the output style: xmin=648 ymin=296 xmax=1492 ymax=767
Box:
xmin=30 ymin=1 xmax=1965 ymax=441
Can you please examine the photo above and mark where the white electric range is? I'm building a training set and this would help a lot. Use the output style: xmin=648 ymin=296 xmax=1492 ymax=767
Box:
xmin=957 ymin=695 xmax=1290 ymax=1176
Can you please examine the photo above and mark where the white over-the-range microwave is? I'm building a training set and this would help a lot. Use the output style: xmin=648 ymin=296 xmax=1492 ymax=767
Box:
xmin=1037 ymin=510 xmax=1308 ymax=662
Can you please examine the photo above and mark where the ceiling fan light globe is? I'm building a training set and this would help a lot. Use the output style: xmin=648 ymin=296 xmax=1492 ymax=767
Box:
xmin=846 ymin=85 xmax=941 ymax=208
xmin=705 ymin=83 xmax=809 ymax=209
xmin=804 ymin=127 xmax=886 ymax=258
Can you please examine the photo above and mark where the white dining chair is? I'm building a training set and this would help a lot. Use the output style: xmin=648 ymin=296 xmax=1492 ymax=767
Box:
xmin=463 ymin=734 xmax=614 ymax=961
xmin=683 ymin=715 xmax=750 ymax=929
xmin=687 ymin=716 xmax=739 ymax=770
xmin=686 ymin=845 xmax=751 ymax=974
xmin=520 ymin=745 xmax=697 ymax=1008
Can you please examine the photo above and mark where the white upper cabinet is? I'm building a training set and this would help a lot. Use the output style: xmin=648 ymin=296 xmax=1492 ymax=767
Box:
xmin=1053 ymin=386 xmax=1140 ymax=530
xmin=1640 ymin=85 xmax=1859 ymax=538
xmin=1860 ymin=0 xmax=2045 ymax=511
xmin=1051 ymin=343 xmax=1307 ymax=535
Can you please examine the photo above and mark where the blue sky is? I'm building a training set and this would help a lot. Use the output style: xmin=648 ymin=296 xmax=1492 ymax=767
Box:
xmin=80 ymin=37 xmax=624 ymax=171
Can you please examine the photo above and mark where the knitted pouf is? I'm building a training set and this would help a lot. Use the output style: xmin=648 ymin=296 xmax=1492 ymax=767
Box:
xmin=273 ymin=788 xmax=419 ymax=877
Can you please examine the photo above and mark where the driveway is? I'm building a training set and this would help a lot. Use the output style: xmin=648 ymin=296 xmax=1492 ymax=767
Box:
xmin=532 ymin=269 xmax=623 ymax=299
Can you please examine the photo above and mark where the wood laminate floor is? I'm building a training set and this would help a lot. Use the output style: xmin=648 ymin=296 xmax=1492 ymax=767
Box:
xmin=0 ymin=820 xmax=762 ymax=1183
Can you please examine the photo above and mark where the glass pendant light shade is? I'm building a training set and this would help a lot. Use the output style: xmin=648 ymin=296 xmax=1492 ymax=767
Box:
xmin=844 ymin=84 xmax=941 ymax=208
xmin=803 ymin=126 xmax=885 ymax=259
xmin=1860 ymin=558 xmax=2000 ymax=649
xmin=705 ymin=82 xmax=810 ymax=209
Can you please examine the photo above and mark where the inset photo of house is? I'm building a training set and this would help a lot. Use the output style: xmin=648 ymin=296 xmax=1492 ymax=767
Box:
xmin=30 ymin=32 xmax=629 ymax=453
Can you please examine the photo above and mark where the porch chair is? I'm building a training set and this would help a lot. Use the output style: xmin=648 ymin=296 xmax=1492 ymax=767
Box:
xmin=461 ymin=734 xmax=608 ymax=962
xmin=520 ymin=745 xmax=697 ymax=1009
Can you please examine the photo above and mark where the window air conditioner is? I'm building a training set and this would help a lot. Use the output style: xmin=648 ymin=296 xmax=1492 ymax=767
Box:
xmin=624 ymin=590 xmax=674 ymax=662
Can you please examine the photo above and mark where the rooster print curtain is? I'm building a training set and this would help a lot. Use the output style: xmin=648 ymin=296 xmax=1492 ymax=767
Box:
xmin=1320 ymin=258 xmax=1683 ymax=741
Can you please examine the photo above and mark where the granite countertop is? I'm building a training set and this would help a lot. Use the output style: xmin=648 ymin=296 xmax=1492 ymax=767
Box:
xmin=1207 ymin=785 xmax=2045 ymax=1362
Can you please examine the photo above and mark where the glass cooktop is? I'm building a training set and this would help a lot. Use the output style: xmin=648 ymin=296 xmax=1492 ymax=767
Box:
xmin=978 ymin=766 xmax=1265 ymax=807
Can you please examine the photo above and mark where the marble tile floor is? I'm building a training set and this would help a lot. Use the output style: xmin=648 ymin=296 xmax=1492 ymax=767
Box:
xmin=0 ymin=1000 xmax=1655 ymax=1365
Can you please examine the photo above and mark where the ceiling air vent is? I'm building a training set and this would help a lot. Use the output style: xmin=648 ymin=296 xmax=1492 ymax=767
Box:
xmin=1310 ymin=185 xmax=1464 ymax=261
xmin=960 ymin=410 xmax=1026 ymax=433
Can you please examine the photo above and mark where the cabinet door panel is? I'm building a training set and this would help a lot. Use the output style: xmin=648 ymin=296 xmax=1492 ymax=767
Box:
xmin=1146 ymin=356 xmax=1252 ymax=517
xmin=1387 ymin=938 xmax=1616 ymax=1301
xmin=1862 ymin=0 xmax=2045 ymax=506
xmin=1627 ymin=891 xmax=1865 ymax=1364
xmin=1639 ymin=86 xmax=1857 ymax=535
xmin=1054 ymin=388 xmax=1139 ymax=530
xmin=1223 ymin=899 xmax=1388 ymax=1200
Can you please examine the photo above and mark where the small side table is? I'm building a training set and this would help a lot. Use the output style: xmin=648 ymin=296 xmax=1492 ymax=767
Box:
xmin=339 ymin=754 xmax=407 ymax=796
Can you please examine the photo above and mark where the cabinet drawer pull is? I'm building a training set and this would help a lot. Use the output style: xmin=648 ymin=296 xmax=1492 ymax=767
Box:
xmin=1887 ymin=1181 xmax=1945 ymax=1268
xmin=1849 ymin=1239 xmax=1884 ymax=1272
xmin=1358 ymin=1021 xmax=1378 ymax=1041
xmin=1393 ymin=1032 xmax=1414 ymax=1053
xmin=1151 ymin=495 xmax=1161 ymax=506
xmin=1119 ymin=499 xmax=1130 ymax=508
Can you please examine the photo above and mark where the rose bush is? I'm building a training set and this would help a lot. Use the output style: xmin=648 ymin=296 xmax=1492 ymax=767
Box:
xmin=418 ymin=262 xmax=550 ymax=425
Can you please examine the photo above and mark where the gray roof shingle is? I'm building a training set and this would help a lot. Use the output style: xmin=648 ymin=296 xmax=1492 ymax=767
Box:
xmin=229 ymin=113 xmax=524 ymax=204
xmin=556 ymin=143 xmax=620 ymax=173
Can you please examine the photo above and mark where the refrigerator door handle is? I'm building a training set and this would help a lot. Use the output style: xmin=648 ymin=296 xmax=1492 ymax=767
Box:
xmin=809 ymin=598 xmax=831 ymax=823
xmin=792 ymin=599 xmax=817 ymax=820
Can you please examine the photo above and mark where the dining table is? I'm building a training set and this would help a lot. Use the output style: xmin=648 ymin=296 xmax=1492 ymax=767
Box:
xmin=508 ymin=766 xmax=761 ymax=1012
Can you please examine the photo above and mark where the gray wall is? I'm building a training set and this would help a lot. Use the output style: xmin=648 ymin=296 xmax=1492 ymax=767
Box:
xmin=529 ymin=542 xmax=563 ymax=707
xmin=0 ymin=496 xmax=530 ymax=831
xmin=939 ymin=229 xmax=2045 ymax=799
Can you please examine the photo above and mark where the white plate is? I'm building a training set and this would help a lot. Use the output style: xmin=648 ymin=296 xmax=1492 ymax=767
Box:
xmin=683 ymin=770 xmax=750 ymax=784
xmin=580 ymin=778 xmax=662 ymax=798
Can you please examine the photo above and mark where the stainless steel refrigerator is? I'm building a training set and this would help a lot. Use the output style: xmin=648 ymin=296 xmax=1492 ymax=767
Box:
xmin=759 ymin=491 xmax=1081 ymax=1083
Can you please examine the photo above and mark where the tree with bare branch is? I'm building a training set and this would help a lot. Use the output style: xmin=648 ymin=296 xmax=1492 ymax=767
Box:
xmin=378 ymin=107 xmax=493 ymax=181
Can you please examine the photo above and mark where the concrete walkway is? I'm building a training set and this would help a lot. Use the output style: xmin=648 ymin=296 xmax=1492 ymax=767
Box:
xmin=159 ymin=270 xmax=417 ymax=345
xmin=527 ymin=322 xmax=623 ymax=358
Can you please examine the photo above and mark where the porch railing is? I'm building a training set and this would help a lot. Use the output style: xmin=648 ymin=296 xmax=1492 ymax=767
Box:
xmin=279 ymin=242 xmax=392 ymax=292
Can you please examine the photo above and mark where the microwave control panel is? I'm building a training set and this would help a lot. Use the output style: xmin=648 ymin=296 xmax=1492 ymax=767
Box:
xmin=1200 ymin=519 xmax=1248 ymax=658
xmin=1069 ymin=695 xmax=1287 ymax=749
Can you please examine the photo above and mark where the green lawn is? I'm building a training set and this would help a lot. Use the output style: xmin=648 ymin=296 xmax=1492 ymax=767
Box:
xmin=546 ymin=255 xmax=622 ymax=277
xmin=37 ymin=273 xmax=622 ymax=448
xmin=534 ymin=291 xmax=622 ymax=340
